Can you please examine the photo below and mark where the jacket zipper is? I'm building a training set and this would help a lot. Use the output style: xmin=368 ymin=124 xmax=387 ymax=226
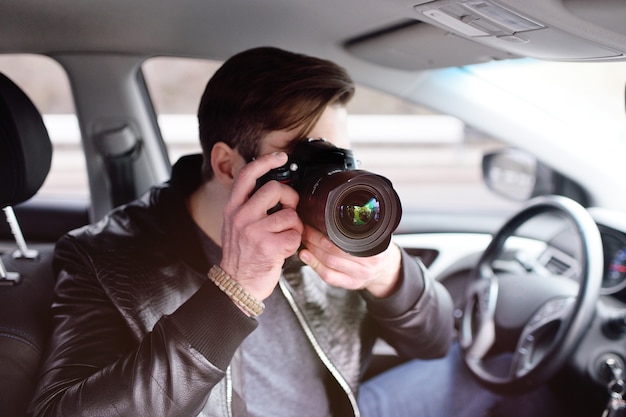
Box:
xmin=225 ymin=366 xmax=233 ymax=417
xmin=223 ymin=280 xmax=360 ymax=417
xmin=278 ymin=279 xmax=361 ymax=417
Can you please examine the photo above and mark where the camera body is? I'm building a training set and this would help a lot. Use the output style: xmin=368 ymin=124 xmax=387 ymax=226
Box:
xmin=256 ymin=138 xmax=359 ymax=193
xmin=255 ymin=138 xmax=402 ymax=257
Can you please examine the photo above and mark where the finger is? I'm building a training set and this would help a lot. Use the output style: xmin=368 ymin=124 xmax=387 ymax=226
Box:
xmin=300 ymin=228 xmax=353 ymax=273
xmin=302 ymin=226 xmax=342 ymax=256
xmin=299 ymin=248 xmax=362 ymax=289
xmin=300 ymin=226 xmax=375 ymax=288
xmin=253 ymin=205 xmax=303 ymax=235
xmin=298 ymin=248 xmax=323 ymax=273
xmin=248 ymin=180 xmax=300 ymax=216
xmin=244 ymin=213 xmax=302 ymax=260
xmin=230 ymin=151 xmax=288 ymax=206
xmin=230 ymin=202 xmax=303 ymax=252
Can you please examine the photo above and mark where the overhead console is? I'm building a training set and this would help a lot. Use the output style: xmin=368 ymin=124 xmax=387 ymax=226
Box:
xmin=346 ymin=0 xmax=626 ymax=70
xmin=412 ymin=0 xmax=623 ymax=60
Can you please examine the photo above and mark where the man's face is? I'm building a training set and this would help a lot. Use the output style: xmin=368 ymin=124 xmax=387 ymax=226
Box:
xmin=257 ymin=105 xmax=351 ymax=157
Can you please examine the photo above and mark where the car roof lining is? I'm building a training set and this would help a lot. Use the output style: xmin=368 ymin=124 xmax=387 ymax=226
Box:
xmin=2 ymin=0 xmax=626 ymax=70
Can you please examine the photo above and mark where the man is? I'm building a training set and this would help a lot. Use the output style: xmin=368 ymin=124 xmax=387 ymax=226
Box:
xmin=31 ymin=47 xmax=454 ymax=416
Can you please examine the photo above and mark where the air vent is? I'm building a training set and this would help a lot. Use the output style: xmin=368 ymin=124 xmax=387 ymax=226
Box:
xmin=538 ymin=247 xmax=579 ymax=279
xmin=545 ymin=256 xmax=570 ymax=275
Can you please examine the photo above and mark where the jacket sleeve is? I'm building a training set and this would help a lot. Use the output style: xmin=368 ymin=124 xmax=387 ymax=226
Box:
xmin=360 ymin=249 xmax=454 ymax=359
xmin=30 ymin=235 xmax=257 ymax=417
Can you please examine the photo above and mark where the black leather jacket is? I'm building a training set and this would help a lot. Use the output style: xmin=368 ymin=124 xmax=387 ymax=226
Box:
xmin=30 ymin=155 xmax=454 ymax=417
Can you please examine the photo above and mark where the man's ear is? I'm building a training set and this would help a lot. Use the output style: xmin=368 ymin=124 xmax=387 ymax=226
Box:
xmin=210 ymin=142 xmax=246 ymax=186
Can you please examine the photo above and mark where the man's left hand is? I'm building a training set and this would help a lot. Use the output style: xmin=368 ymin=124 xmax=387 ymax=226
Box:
xmin=298 ymin=226 xmax=402 ymax=298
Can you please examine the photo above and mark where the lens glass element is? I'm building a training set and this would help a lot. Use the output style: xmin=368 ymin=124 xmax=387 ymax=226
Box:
xmin=338 ymin=191 xmax=381 ymax=236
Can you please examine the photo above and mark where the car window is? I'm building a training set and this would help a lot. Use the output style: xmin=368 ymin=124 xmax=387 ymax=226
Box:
xmin=0 ymin=54 xmax=88 ymax=199
xmin=142 ymin=56 xmax=519 ymax=215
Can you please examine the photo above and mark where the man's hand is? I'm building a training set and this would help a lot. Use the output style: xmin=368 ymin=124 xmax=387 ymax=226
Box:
xmin=298 ymin=226 xmax=402 ymax=298
xmin=220 ymin=152 xmax=303 ymax=301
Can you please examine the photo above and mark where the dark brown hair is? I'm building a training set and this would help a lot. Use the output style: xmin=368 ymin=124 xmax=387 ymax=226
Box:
xmin=197 ymin=46 xmax=355 ymax=180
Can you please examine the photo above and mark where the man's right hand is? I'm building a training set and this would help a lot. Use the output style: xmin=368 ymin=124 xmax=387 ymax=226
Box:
xmin=219 ymin=151 xmax=303 ymax=301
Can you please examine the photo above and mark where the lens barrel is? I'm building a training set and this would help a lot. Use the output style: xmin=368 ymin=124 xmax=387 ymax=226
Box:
xmin=299 ymin=170 xmax=402 ymax=257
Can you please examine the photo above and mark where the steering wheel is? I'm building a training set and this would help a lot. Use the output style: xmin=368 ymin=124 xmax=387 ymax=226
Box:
xmin=460 ymin=195 xmax=603 ymax=394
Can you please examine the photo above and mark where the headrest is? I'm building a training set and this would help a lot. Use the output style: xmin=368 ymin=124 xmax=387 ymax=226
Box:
xmin=0 ymin=73 xmax=52 ymax=208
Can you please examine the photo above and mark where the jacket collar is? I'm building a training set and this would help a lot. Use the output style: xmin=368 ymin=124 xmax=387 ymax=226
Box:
xmin=155 ymin=153 xmax=218 ymax=274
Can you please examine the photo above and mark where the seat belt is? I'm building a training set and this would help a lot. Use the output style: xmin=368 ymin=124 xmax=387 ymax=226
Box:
xmin=95 ymin=125 xmax=142 ymax=207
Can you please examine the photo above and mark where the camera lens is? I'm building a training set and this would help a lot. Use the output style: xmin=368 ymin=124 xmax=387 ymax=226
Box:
xmin=299 ymin=170 xmax=402 ymax=257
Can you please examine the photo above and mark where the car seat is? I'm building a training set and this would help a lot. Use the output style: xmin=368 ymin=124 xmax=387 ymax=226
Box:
xmin=0 ymin=72 xmax=56 ymax=417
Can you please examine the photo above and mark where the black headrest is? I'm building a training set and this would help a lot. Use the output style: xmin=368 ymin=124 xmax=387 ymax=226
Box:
xmin=0 ymin=73 xmax=52 ymax=208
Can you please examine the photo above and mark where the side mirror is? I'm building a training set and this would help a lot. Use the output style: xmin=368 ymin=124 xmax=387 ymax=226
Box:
xmin=482 ymin=149 xmax=536 ymax=201
xmin=482 ymin=148 xmax=590 ymax=205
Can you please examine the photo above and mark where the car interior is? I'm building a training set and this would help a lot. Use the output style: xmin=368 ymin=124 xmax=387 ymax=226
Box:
xmin=2 ymin=0 xmax=626 ymax=416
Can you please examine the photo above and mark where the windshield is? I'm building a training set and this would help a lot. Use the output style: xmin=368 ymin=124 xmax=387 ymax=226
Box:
xmin=417 ymin=58 xmax=626 ymax=211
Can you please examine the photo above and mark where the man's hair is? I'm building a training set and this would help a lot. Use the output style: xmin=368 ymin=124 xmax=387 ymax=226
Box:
xmin=197 ymin=46 xmax=355 ymax=180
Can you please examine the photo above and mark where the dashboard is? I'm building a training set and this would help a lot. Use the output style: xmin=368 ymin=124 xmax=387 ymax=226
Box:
xmin=393 ymin=205 xmax=626 ymax=393
xmin=395 ymin=207 xmax=626 ymax=301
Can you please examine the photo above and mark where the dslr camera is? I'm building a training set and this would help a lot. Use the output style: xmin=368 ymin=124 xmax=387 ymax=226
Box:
xmin=254 ymin=138 xmax=402 ymax=257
